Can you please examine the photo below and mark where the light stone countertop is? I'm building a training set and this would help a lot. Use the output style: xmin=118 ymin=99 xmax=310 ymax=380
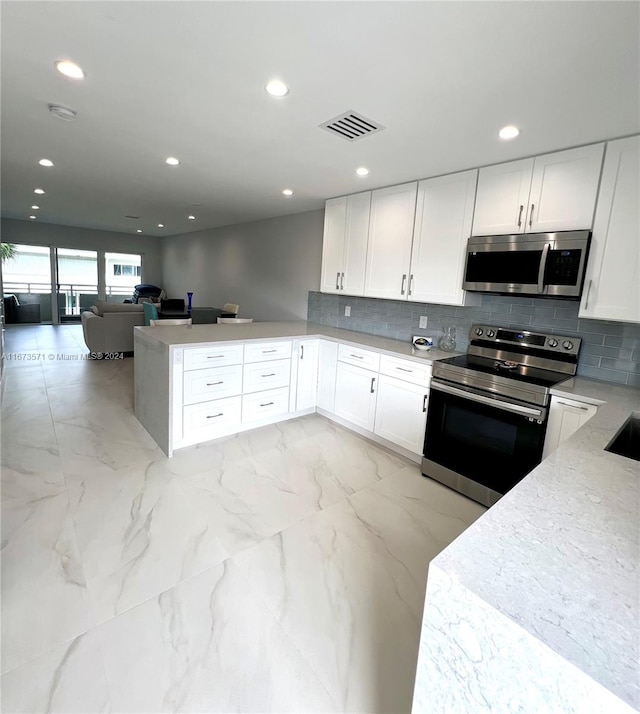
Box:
xmin=416 ymin=375 xmax=640 ymax=710
xmin=134 ymin=320 xmax=461 ymax=364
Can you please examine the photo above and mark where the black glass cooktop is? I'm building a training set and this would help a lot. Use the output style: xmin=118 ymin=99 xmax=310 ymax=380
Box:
xmin=435 ymin=354 xmax=570 ymax=389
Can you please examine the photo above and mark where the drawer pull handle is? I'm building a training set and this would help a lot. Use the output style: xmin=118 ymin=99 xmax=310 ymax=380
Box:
xmin=206 ymin=413 xmax=224 ymax=419
xmin=422 ymin=394 xmax=428 ymax=413
xmin=206 ymin=381 xmax=224 ymax=386
xmin=370 ymin=377 xmax=376 ymax=394
xmin=350 ymin=354 xmax=364 ymax=359
xmin=556 ymin=401 xmax=590 ymax=411
xmin=263 ymin=349 xmax=277 ymax=353
xmin=261 ymin=373 xmax=276 ymax=377
xmin=207 ymin=355 xmax=224 ymax=359
xmin=260 ymin=401 xmax=274 ymax=407
xmin=396 ymin=367 xmax=412 ymax=373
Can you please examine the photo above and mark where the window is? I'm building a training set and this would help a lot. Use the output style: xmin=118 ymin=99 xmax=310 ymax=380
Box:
xmin=113 ymin=264 xmax=141 ymax=277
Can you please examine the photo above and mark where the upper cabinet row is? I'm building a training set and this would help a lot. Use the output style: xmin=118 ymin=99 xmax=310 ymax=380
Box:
xmin=320 ymin=142 xmax=606 ymax=306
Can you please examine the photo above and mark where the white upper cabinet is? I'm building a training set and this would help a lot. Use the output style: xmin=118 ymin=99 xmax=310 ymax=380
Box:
xmin=528 ymin=143 xmax=605 ymax=232
xmin=364 ymin=182 xmax=418 ymax=299
xmin=472 ymin=158 xmax=534 ymax=236
xmin=579 ymin=135 xmax=640 ymax=323
xmin=320 ymin=192 xmax=370 ymax=295
xmin=409 ymin=169 xmax=480 ymax=306
xmin=472 ymin=144 xmax=604 ymax=236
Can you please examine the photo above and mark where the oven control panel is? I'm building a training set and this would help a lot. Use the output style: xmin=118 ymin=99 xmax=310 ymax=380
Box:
xmin=471 ymin=325 xmax=581 ymax=356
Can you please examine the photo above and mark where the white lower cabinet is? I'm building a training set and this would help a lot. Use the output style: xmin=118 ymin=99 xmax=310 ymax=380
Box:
xmin=334 ymin=361 xmax=378 ymax=431
xmin=183 ymin=395 xmax=242 ymax=438
xmin=242 ymin=387 xmax=290 ymax=423
xmin=183 ymin=364 xmax=243 ymax=405
xmin=294 ymin=339 xmax=319 ymax=411
xmin=542 ymin=396 xmax=598 ymax=460
xmin=317 ymin=340 xmax=338 ymax=413
xmin=373 ymin=374 xmax=429 ymax=454
xmin=243 ymin=358 xmax=290 ymax=394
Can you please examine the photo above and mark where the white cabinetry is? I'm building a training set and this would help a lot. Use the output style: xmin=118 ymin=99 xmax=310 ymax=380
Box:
xmin=335 ymin=361 xmax=378 ymax=431
xmin=472 ymin=144 xmax=604 ymax=236
xmin=364 ymin=183 xmax=418 ymax=299
xmin=374 ymin=375 xmax=428 ymax=454
xmin=579 ymin=135 xmax=640 ymax=323
xmin=293 ymin=339 xmax=319 ymax=411
xmin=320 ymin=192 xmax=371 ymax=295
xmin=409 ymin=169 xmax=480 ymax=306
xmin=542 ymin=396 xmax=598 ymax=460
xmin=317 ymin=340 xmax=338 ymax=413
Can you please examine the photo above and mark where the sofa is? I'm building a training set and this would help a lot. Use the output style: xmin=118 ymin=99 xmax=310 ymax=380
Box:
xmin=81 ymin=300 xmax=157 ymax=354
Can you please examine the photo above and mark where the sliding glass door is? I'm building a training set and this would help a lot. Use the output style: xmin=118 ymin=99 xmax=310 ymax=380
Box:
xmin=1 ymin=244 xmax=52 ymax=323
xmin=56 ymin=248 xmax=98 ymax=323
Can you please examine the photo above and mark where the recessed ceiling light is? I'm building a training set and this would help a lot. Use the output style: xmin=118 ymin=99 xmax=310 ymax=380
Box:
xmin=165 ymin=157 xmax=180 ymax=166
xmin=54 ymin=60 xmax=85 ymax=80
xmin=34 ymin=188 xmax=45 ymax=195
xmin=29 ymin=215 xmax=37 ymax=220
xmin=265 ymin=79 xmax=289 ymax=97
xmin=38 ymin=158 xmax=54 ymax=167
xmin=157 ymin=223 xmax=165 ymax=228
xmin=31 ymin=205 xmax=40 ymax=210
xmin=282 ymin=189 xmax=294 ymax=197
xmin=499 ymin=125 xmax=520 ymax=140
xmin=136 ymin=229 xmax=143 ymax=233
xmin=187 ymin=215 xmax=196 ymax=220
xmin=356 ymin=167 xmax=370 ymax=177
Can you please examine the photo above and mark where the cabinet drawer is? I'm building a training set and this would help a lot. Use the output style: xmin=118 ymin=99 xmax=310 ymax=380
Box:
xmin=183 ymin=364 xmax=242 ymax=405
xmin=184 ymin=344 xmax=243 ymax=371
xmin=242 ymin=387 xmax=290 ymax=423
xmin=183 ymin=396 xmax=241 ymax=435
xmin=244 ymin=340 xmax=292 ymax=363
xmin=338 ymin=344 xmax=381 ymax=371
xmin=243 ymin=358 xmax=291 ymax=394
xmin=379 ymin=354 xmax=431 ymax=387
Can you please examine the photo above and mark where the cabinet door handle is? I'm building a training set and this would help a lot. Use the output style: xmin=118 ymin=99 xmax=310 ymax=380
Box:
xmin=260 ymin=401 xmax=274 ymax=407
xmin=350 ymin=354 xmax=364 ymax=359
xmin=528 ymin=203 xmax=535 ymax=228
xmin=261 ymin=373 xmax=276 ymax=377
xmin=336 ymin=272 xmax=340 ymax=290
xmin=370 ymin=377 xmax=376 ymax=394
xmin=556 ymin=401 xmax=590 ymax=411
xmin=400 ymin=274 xmax=407 ymax=295
xmin=206 ymin=413 xmax=224 ymax=419
xmin=396 ymin=367 xmax=412 ymax=373
xmin=263 ymin=349 xmax=277 ymax=353
xmin=340 ymin=272 xmax=345 ymax=290
xmin=584 ymin=279 xmax=593 ymax=310
xmin=206 ymin=381 xmax=224 ymax=386
xmin=517 ymin=204 xmax=524 ymax=228
xmin=207 ymin=355 xmax=224 ymax=359
xmin=422 ymin=394 xmax=428 ymax=413
xmin=408 ymin=274 xmax=414 ymax=296
xmin=300 ymin=345 xmax=304 ymax=360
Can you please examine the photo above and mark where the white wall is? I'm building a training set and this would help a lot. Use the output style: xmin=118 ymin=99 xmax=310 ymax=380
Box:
xmin=0 ymin=218 xmax=163 ymax=286
xmin=161 ymin=210 xmax=323 ymax=321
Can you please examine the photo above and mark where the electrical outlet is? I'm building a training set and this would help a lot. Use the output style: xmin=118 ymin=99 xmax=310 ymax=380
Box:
xmin=419 ymin=316 xmax=428 ymax=329
xmin=345 ymin=306 xmax=351 ymax=317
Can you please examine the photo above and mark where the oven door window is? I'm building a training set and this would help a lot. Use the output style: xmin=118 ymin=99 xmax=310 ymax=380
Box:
xmin=424 ymin=387 xmax=546 ymax=495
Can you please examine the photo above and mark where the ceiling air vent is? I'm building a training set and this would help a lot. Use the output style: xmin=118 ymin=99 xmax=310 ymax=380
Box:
xmin=320 ymin=111 xmax=385 ymax=141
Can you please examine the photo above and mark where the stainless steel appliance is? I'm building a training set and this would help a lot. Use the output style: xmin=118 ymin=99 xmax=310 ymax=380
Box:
xmin=422 ymin=325 xmax=581 ymax=507
xmin=463 ymin=230 xmax=591 ymax=298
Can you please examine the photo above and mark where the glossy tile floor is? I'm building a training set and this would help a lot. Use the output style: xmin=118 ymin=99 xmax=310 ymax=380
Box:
xmin=1 ymin=325 xmax=486 ymax=713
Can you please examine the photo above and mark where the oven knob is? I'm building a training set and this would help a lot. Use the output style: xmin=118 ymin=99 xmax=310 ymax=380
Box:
xmin=475 ymin=328 xmax=483 ymax=336
xmin=548 ymin=338 xmax=558 ymax=348
xmin=487 ymin=329 xmax=495 ymax=338
xmin=562 ymin=340 xmax=574 ymax=350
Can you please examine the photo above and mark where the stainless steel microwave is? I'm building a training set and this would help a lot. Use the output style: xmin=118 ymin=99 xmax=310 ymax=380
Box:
xmin=462 ymin=230 xmax=591 ymax=299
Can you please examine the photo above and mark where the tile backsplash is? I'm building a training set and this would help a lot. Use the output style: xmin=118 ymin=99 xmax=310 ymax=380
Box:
xmin=308 ymin=291 xmax=640 ymax=387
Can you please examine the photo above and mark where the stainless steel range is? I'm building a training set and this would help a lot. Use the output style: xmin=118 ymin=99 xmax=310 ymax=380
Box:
xmin=422 ymin=325 xmax=581 ymax=507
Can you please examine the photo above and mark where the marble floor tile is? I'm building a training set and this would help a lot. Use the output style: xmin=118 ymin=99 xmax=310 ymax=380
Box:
xmin=0 ymin=630 xmax=111 ymax=714
xmin=96 ymin=560 xmax=337 ymax=713
xmin=65 ymin=455 xmax=229 ymax=623
xmin=2 ymin=365 xmax=46 ymax=392
xmin=1 ymin=491 xmax=93 ymax=674
xmin=233 ymin=499 xmax=426 ymax=713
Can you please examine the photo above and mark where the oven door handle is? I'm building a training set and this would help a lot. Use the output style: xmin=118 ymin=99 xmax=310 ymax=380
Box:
xmin=430 ymin=380 xmax=545 ymax=419
xmin=537 ymin=242 xmax=550 ymax=293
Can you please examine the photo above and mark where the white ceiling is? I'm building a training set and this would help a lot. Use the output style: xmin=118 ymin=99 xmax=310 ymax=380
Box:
xmin=2 ymin=1 xmax=639 ymax=238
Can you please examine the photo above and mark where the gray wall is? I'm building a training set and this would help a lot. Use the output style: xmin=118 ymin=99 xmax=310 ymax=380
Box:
xmin=308 ymin=291 xmax=640 ymax=387
xmin=161 ymin=210 xmax=323 ymax=321
xmin=1 ymin=218 xmax=163 ymax=286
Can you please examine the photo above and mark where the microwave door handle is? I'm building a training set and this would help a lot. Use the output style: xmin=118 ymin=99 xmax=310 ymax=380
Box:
xmin=537 ymin=243 xmax=551 ymax=294
xmin=431 ymin=380 xmax=544 ymax=419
